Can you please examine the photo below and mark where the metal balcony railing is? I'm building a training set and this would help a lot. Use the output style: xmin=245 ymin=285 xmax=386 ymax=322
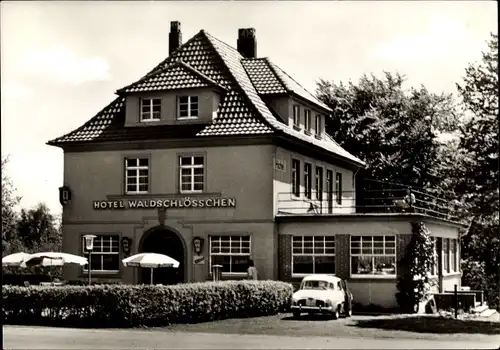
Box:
xmin=276 ymin=188 xmax=464 ymax=223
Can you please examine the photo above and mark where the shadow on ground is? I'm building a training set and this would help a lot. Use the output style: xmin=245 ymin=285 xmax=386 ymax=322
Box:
xmin=351 ymin=316 xmax=500 ymax=335
xmin=281 ymin=314 xmax=335 ymax=321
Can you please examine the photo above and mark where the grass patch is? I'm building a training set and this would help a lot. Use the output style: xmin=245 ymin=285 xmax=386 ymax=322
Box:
xmin=352 ymin=315 xmax=500 ymax=335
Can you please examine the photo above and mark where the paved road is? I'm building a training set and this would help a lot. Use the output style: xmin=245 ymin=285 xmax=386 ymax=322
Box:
xmin=4 ymin=326 xmax=500 ymax=349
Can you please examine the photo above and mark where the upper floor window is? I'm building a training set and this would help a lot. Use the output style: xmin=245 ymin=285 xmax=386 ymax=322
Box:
xmin=83 ymin=235 xmax=120 ymax=273
xmin=315 ymin=114 xmax=322 ymax=138
xmin=304 ymin=163 xmax=312 ymax=199
xmin=178 ymin=96 xmax=199 ymax=119
xmin=315 ymin=166 xmax=323 ymax=201
xmin=291 ymin=159 xmax=300 ymax=197
xmin=125 ymin=158 xmax=149 ymax=194
xmin=350 ymin=235 xmax=396 ymax=277
xmin=293 ymin=105 xmax=300 ymax=129
xmin=140 ymin=98 xmax=161 ymax=122
xmin=326 ymin=169 xmax=334 ymax=213
xmin=179 ymin=156 xmax=204 ymax=193
xmin=335 ymin=172 xmax=342 ymax=205
xmin=304 ymin=109 xmax=311 ymax=134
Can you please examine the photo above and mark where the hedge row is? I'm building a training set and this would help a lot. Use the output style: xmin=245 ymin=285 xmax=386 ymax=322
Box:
xmin=2 ymin=280 xmax=293 ymax=328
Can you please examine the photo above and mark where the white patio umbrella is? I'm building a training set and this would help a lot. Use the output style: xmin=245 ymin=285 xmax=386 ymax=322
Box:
xmin=122 ymin=253 xmax=179 ymax=285
xmin=21 ymin=252 xmax=88 ymax=267
xmin=2 ymin=252 xmax=31 ymax=267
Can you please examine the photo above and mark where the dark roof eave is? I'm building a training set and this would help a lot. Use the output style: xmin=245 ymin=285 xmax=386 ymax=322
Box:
xmin=275 ymin=133 xmax=365 ymax=170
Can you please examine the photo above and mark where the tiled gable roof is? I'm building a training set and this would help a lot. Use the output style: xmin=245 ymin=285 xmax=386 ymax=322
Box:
xmin=242 ymin=58 xmax=331 ymax=112
xmin=118 ymin=61 xmax=223 ymax=93
xmin=47 ymin=29 xmax=364 ymax=167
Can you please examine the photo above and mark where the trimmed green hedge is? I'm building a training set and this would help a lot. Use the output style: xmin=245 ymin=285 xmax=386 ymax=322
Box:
xmin=2 ymin=280 xmax=293 ymax=328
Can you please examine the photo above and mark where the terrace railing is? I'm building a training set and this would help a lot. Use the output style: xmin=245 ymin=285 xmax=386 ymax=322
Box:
xmin=276 ymin=188 xmax=464 ymax=223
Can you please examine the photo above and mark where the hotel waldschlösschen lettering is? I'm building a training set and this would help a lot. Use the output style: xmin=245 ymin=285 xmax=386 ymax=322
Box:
xmin=93 ymin=197 xmax=236 ymax=210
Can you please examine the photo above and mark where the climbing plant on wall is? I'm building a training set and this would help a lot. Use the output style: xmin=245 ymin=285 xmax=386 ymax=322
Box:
xmin=396 ymin=222 xmax=436 ymax=313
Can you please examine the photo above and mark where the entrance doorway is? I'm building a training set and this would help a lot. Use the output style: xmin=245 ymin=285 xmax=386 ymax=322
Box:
xmin=139 ymin=227 xmax=185 ymax=285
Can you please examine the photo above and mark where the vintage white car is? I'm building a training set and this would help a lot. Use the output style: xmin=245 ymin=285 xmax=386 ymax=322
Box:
xmin=290 ymin=274 xmax=353 ymax=319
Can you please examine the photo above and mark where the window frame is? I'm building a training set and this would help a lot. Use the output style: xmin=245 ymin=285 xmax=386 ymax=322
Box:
xmin=178 ymin=95 xmax=199 ymax=120
xmin=209 ymin=235 xmax=251 ymax=275
xmin=315 ymin=166 xmax=323 ymax=201
xmin=291 ymin=235 xmax=336 ymax=277
xmin=291 ymin=159 xmax=300 ymax=197
xmin=293 ymin=105 xmax=300 ymax=129
xmin=304 ymin=109 xmax=311 ymax=134
xmin=304 ymin=163 xmax=312 ymax=199
xmin=335 ymin=172 xmax=342 ymax=205
xmin=326 ymin=169 xmax=333 ymax=213
xmin=82 ymin=234 xmax=120 ymax=274
xmin=430 ymin=237 xmax=438 ymax=277
xmin=315 ymin=114 xmax=322 ymax=137
xmin=442 ymin=238 xmax=450 ymax=274
xmin=124 ymin=157 xmax=150 ymax=195
xmin=140 ymin=98 xmax=161 ymax=122
xmin=350 ymin=235 xmax=397 ymax=279
xmin=178 ymin=155 xmax=205 ymax=194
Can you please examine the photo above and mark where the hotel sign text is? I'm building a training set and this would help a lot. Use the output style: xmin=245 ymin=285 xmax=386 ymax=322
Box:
xmin=93 ymin=197 xmax=236 ymax=210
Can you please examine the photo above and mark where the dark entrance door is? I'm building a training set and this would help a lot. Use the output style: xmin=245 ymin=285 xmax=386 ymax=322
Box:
xmin=140 ymin=228 xmax=185 ymax=285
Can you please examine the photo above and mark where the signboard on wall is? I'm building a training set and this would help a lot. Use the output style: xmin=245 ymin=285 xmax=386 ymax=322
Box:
xmin=93 ymin=197 xmax=236 ymax=210
xmin=275 ymin=159 xmax=286 ymax=172
xmin=193 ymin=256 xmax=205 ymax=265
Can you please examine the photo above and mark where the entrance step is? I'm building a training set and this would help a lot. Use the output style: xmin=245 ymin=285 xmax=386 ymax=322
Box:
xmin=472 ymin=304 xmax=489 ymax=314
xmin=480 ymin=308 xmax=497 ymax=318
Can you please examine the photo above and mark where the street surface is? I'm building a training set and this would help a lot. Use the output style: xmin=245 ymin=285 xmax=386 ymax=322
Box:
xmin=4 ymin=325 xmax=500 ymax=349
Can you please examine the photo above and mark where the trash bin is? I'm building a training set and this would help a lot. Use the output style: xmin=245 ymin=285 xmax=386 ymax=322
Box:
xmin=212 ymin=264 xmax=223 ymax=282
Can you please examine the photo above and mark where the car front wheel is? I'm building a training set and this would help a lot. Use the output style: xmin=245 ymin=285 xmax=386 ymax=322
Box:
xmin=293 ymin=312 xmax=301 ymax=319
xmin=332 ymin=305 xmax=340 ymax=320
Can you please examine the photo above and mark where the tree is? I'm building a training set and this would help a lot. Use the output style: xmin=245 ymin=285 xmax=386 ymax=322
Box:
xmin=16 ymin=202 xmax=62 ymax=252
xmin=454 ymin=33 xmax=499 ymax=309
xmin=455 ymin=33 xmax=499 ymax=216
xmin=316 ymin=72 xmax=462 ymax=200
xmin=2 ymin=156 xmax=22 ymax=254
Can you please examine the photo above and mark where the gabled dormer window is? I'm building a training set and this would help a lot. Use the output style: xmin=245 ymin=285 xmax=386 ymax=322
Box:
xmin=140 ymin=98 xmax=161 ymax=122
xmin=304 ymin=109 xmax=311 ymax=134
xmin=178 ymin=96 xmax=199 ymax=119
xmin=315 ymin=114 xmax=322 ymax=138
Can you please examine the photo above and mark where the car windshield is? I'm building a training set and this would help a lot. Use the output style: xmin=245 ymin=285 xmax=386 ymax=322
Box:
xmin=301 ymin=280 xmax=329 ymax=290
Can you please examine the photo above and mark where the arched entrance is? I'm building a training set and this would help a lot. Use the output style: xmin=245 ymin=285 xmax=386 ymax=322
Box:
xmin=139 ymin=227 xmax=186 ymax=285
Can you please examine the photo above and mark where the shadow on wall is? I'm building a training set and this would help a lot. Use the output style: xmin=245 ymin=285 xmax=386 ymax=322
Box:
xmin=350 ymin=316 xmax=500 ymax=335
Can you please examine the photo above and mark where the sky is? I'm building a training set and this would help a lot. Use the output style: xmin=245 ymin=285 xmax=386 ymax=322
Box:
xmin=1 ymin=1 xmax=497 ymax=215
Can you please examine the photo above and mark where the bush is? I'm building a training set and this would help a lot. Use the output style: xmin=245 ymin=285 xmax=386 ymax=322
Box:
xmin=461 ymin=259 xmax=499 ymax=310
xmin=2 ymin=280 xmax=293 ymax=328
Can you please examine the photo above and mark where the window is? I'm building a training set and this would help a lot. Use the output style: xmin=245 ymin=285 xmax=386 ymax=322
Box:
xmin=450 ymin=238 xmax=457 ymax=272
xmin=292 ymin=236 xmax=335 ymax=275
xmin=304 ymin=109 xmax=311 ymax=133
xmin=335 ymin=172 xmax=342 ymax=205
xmin=293 ymin=105 xmax=300 ymax=128
xmin=179 ymin=156 xmax=204 ymax=193
xmin=443 ymin=238 xmax=450 ymax=273
xmin=315 ymin=166 xmax=323 ymax=201
xmin=210 ymin=236 xmax=251 ymax=274
xmin=315 ymin=114 xmax=322 ymax=137
xmin=304 ymin=163 xmax=312 ymax=199
xmin=125 ymin=158 xmax=149 ymax=194
xmin=350 ymin=236 xmax=396 ymax=276
xmin=326 ymin=170 xmax=333 ymax=213
xmin=83 ymin=235 xmax=120 ymax=273
xmin=431 ymin=238 xmax=438 ymax=276
xmin=291 ymin=159 xmax=300 ymax=197
xmin=178 ymin=96 xmax=199 ymax=119
xmin=140 ymin=98 xmax=161 ymax=121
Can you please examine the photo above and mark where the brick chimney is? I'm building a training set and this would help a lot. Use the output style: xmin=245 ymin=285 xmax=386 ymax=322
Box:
xmin=169 ymin=21 xmax=182 ymax=55
xmin=237 ymin=28 xmax=257 ymax=58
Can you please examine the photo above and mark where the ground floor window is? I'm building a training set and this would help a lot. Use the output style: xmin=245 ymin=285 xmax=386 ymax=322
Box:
xmin=209 ymin=236 xmax=251 ymax=274
xmin=292 ymin=236 xmax=335 ymax=276
xmin=443 ymin=238 xmax=450 ymax=273
xmin=431 ymin=237 xmax=438 ymax=276
xmin=83 ymin=235 xmax=120 ymax=273
xmin=350 ymin=235 xmax=396 ymax=276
